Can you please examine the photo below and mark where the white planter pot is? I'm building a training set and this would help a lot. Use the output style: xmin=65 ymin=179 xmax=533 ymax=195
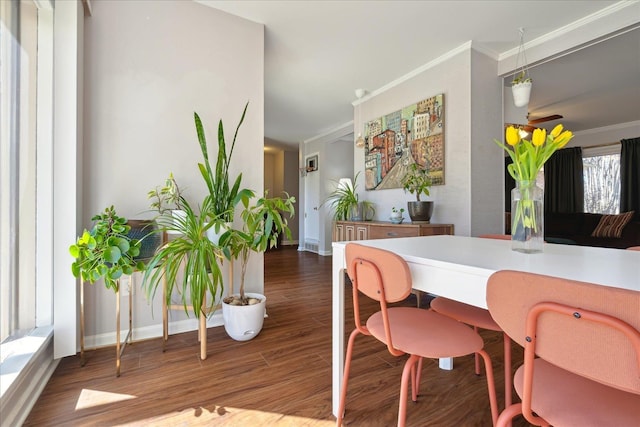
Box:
xmin=166 ymin=209 xmax=187 ymax=235
xmin=206 ymin=221 xmax=232 ymax=245
xmin=222 ymin=292 xmax=266 ymax=341
xmin=511 ymin=81 xmax=532 ymax=107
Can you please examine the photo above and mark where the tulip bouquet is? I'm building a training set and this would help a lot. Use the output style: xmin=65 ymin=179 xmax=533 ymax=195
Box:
xmin=494 ymin=124 xmax=574 ymax=252
xmin=495 ymin=124 xmax=574 ymax=182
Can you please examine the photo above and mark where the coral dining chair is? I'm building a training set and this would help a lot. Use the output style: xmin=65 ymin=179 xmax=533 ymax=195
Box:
xmin=430 ymin=234 xmax=514 ymax=409
xmin=627 ymin=245 xmax=640 ymax=251
xmin=487 ymin=270 xmax=640 ymax=427
xmin=337 ymin=243 xmax=498 ymax=427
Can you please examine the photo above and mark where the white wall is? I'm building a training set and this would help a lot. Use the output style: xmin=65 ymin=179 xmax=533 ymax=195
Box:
xmin=82 ymin=0 xmax=263 ymax=342
xmin=353 ymin=48 xmax=503 ymax=237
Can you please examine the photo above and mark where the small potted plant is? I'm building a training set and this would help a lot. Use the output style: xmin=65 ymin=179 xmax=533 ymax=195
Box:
xmin=390 ymin=207 xmax=404 ymax=223
xmin=511 ymin=70 xmax=532 ymax=107
xmin=401 ymin=162 xmax=433 ymax=223
xmin=219 ymin=191 xmax=295 ymax=341
xmin=324 ymin=172 xmax=360 ymax=221
xmin=147 ymin=173 xmax=186 ymax=234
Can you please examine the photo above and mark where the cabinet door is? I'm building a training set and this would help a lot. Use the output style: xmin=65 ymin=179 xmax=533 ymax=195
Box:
xmin=355 ymin=225 xmax=368 ymax=240
xmin=334 ymin=223 xmax=345 ymax=241
xmin=344 ymin=224 xmax=356 ymax=241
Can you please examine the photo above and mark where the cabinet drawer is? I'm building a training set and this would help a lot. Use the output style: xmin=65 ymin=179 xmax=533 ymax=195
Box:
xmin=420 ymin=225 xmax=454 ymax=236
xmin=369 ymin=226 xmax=419 ymax=239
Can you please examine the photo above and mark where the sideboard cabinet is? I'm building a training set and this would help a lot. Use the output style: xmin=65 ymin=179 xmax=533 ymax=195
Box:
xmin=333 ymin=220 xmax=454 ymax=242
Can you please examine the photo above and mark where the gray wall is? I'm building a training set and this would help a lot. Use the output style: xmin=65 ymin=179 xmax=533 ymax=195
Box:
xmin=82 ymin=0 xmax=264 ymax=344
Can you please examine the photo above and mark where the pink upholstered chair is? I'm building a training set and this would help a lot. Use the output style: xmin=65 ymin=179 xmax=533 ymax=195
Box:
xmin=336 ymin=243 xmax=499 ymax=427
xmin=487 ymin=270 xmax=640 ymax=426
xmin=430 ymin=234 xmax=513 ymax=409
xmin=627 ymin=245 xmax=640 ymax=251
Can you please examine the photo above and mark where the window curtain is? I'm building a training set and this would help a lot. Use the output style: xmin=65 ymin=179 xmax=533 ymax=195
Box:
xmin=504 ymin=156 xmax=515 ymax=212
xmin=544 ymin=147 xmax=584 ymax=213
xmin=620 ymin=137 xmax=640 ymax=219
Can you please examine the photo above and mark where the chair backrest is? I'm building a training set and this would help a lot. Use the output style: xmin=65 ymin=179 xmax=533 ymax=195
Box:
xmin=346 ymin=243 xmax=412 ymax=303
xmin=487 ymin=270 xmax=640 ymax=395
xmin=627 ymin=246 xmax=640 ymax=251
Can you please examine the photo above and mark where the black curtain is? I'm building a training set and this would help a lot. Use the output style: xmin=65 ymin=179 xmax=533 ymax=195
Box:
xmin=505 ymin=156 xmax=515 ymax=212
xmin=620 ymin=137 xmax=640 ymax=219
xmin=544 ymin=147 xmax=584 ymax=213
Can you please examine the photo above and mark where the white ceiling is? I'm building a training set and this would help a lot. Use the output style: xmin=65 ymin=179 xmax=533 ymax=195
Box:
xmin=200 ymin=1 xmax=640 ymax=149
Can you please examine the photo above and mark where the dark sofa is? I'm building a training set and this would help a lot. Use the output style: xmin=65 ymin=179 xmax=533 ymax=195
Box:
xmin=544 ymin=212 xmax=640 ymax=249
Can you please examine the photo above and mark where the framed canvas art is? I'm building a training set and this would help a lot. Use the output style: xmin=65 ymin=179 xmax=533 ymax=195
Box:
xmin=363 ymin=93 xmax=444 ymax=190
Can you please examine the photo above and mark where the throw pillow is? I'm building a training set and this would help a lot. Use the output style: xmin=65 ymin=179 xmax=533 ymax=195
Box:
xmin=591 ymin=211 xmax=635 ymax=238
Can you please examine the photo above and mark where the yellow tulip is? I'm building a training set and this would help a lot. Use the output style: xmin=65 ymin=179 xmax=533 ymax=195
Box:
xmin=555 ymin=130 xmax=574 ymax=148
xmin=550 ymin=124 xmax=563 ymax=138
xmin=505 ymin=126 xmax=520 ymax=146
xmin=532 ymin=128 xmax=546 ymax=146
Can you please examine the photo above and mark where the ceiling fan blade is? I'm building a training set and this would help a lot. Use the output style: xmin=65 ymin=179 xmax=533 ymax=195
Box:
xmin=528 ymin=114 xmax=563 ymax=125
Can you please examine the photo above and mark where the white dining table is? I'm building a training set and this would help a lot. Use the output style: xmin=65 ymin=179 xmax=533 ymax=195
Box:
xmin=331 ymin=235 xmax=640 ymax=416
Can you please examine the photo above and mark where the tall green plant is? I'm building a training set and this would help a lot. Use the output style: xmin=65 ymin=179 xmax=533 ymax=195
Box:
xmin=220 ymin=192 xmax=295 ymax=304
xmin=195 ymin=102 xmax=252 ymax=223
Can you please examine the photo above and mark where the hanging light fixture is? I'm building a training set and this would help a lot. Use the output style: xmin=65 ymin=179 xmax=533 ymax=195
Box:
xmin=354 ymin=89 xmax=366 ymax=148
xmin=511 ymin=28 xmax=532 ymax=108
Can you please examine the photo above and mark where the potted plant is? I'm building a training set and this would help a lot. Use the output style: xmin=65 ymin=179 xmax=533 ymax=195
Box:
xmin=147 ymin=173 xmax=186 ymax=234
xmin=141 ymin=194 xmax=224 ymax=324
xmin=401 ymin=162 xmax=434 ymax=223
xmin=218 ymin=191 xmax=296 ymax=341
xmin=324 ymin=172 xmax=361 ymax=221
xmin=70 ymin=205 xmax=145 ymax=292
xmin=194 ymin=102 xmax=253 ymax=244
xmin=511 ymin=70 xmax=532 ymax=107
xmin=390 ymin=207 xmax=404 ymax=223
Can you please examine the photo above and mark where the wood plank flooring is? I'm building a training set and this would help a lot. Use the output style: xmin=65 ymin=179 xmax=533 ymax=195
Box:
xmin=24 ymin=247 xmax=530 ymax=426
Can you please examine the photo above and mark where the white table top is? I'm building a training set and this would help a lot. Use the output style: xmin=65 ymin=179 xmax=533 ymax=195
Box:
xmin=333 ymin=235 xmax=640 ymax=293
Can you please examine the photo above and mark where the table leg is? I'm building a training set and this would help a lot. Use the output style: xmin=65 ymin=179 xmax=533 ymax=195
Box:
xmin=332 ymin=257 xmax=346 ymax=417
xmin=116 ymin=279 xmax=121 ymax=377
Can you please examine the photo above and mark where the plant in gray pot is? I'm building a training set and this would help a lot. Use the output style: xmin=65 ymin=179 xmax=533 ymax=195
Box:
xmin=401 ymin=162 xmax=433 ymax=223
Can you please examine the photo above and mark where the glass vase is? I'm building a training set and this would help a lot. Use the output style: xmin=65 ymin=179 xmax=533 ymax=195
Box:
xmin=511 ymin=180 xmax=544 ymax=253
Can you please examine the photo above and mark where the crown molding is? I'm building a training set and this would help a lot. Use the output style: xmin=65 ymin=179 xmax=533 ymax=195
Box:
xmin=574 ymin=120 xmax=640 ymax=137
xmin=303 ymin=121 xmax=353 ymax=145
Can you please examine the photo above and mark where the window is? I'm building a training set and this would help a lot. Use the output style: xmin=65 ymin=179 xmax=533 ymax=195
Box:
xmin=583 ymin=145 xmax=621 ymax=215
xmin=0 ymin=0 xmax=47 ymax=345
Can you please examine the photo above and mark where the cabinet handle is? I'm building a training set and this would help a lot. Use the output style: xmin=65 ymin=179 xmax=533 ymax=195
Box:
xmin=387 ymin=232 xmax=398 ymax=237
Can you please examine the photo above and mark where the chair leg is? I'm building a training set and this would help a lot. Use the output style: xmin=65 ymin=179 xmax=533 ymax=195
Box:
xmin=496 ymin=403 xmax=522 ymax=427
xmin=413 ymin=357 xmax=424 ymax=401
xmin=398 ymin=354 xmax=420 ymax=427
xmin=477 ymin=349 xmax=499 ymax=427
xmin=503 ymin=332 xmax=512 ymax=409
xmin=336 ymin=329 xmax=360 ymax=427
xmin=474 ymin=326 xmax=481 ymax=375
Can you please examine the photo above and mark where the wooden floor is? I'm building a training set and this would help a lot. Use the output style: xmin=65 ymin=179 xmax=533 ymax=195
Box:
xmin=25 ymin=247 xmax=530 ymax=426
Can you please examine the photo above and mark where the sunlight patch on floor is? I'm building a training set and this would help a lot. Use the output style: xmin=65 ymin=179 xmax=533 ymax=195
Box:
xmin=115 ymin=406 xmax=336 ymax=426
xmin=75 ymin=389 xmax=137 ymax=410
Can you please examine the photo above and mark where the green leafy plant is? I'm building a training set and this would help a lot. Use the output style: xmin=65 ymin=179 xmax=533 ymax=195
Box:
xmin=391 ymin=207 xmax=404 ymax=214
xmin=220 ymin=192 xmax=296 ymax=305
xmin=69 ymin=206 xmax=145 ymax=293
xmin=402 ymin=163 xmax=432 ymax=201
xmin=195 ymin=102 xmax=252 ymax=225
xmin=512 ymin=70 xmax=532 ymax=85
xmin=141 ymin=195 xmax=224 ymax=317
xmin=147 ymin=173 xmax=185 ymax=214
xmin=323 ymin=172 xmax=360 ymax=221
